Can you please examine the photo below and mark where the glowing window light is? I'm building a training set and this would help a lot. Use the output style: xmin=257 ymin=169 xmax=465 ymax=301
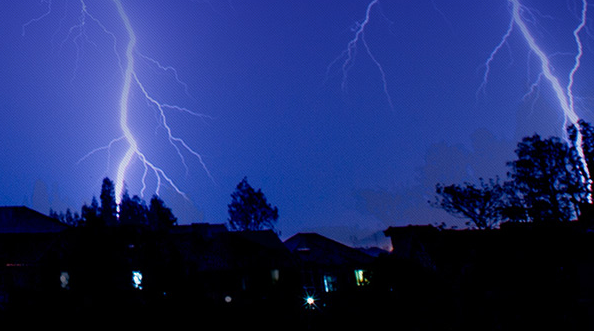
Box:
xmin=60 ymin=271 xmax=70 ymax=289
xmin=132 ymin=271 xmax=143 ymax=290
xmin=323 ymin=274 xmax=337 ymax=292
xmin=354 ymin=269 xmax=369 ymax=286
xmin=271 ymin=269 xmax=280 ymax=284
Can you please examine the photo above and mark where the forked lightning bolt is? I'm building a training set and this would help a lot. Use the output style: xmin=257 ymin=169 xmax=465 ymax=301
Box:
xmin=480 ymin=0 xmax=592 ymax=200
xmin=328 ymin=0 xmax=394 ymax=110
xmin=24 ymin=0 xmax=213 ymax=205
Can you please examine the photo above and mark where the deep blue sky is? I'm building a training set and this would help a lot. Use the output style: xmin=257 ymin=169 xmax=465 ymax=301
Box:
xmin=1 ymin=1 xmax=594 ymax=245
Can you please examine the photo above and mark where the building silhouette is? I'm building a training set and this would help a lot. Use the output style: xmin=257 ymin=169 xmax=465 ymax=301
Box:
xmin=3 ymin=205 xmax=594 ymax=329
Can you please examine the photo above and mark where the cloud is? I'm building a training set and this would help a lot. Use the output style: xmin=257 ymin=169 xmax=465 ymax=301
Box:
xmin=353 ymin=128 xmax=515 ymax=228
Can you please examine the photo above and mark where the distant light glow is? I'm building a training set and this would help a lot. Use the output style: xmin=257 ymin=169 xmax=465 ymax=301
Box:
xmin=303 ymin=290 xmax=319 ymax=310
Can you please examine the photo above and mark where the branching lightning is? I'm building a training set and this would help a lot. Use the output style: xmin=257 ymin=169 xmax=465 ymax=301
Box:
xmin=327 ymin=0 xmax=394 ymax=110
xmin=24 ymin=0 xmax=213 ymax=205
xmin=480 ymin=0 xmax=592 ymax=201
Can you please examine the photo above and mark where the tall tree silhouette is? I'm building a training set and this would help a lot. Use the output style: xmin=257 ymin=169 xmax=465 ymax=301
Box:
xmin=148 ymin=195 xmax=177 ymax=231
xmin=49 ymin=177 xmax=178 ymax=231
xmin=228 ymin=177 xmax=279 ymax=232
xmin=119 ymin=190 xmax=148 ymax=227
xmin=81 ymin=196 xmax=101 ymax=227
xmin=100 ymin=177 xmax=118 ymax=226
xmin=507 ymin=134 xmax=581 ymax=222
xmin=568 ymin=119 xmax=594 ymax=202
xmin=49 ymin=207 xmax=82 ymax=226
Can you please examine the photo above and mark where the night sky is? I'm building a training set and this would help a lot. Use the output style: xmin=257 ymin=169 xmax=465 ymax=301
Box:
xmin=1 ymin=1 xmax=593 ymax=244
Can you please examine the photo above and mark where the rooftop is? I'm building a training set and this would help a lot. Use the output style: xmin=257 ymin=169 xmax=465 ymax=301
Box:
xmin=0 ymin=206 xmax=69 ymax=234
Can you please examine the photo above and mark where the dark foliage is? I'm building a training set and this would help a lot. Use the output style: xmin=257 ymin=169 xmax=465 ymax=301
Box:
xmin=148 ymin=195 xmax=177 ymax=231
xmin=119 ymin=190 xmax=148 ymax=227
xmin=507 ymin=134 xmax=582 ymax=222
xmin=433 ymin=121 xmax=594 ymax=227
xmin=49 ymin=207 xmax=82 ymax=227
xmin=80 ymin=196 xmax=101 ymax=227
xmin=100 ymin=177 xmax=118 ymax=227
xmin=228 ymin=177 xmax=279 ymax=232
xmin=51 ymin=177 xmax=176 ymax=231
xmin=569 ymin=119 xmax=594 ymax=201
xmin=433 ymin=177 xmax=507 ymax=229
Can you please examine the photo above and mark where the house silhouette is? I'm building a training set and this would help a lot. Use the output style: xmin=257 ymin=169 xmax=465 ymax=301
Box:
xmin=0 ymin=206 xmax=69 ymax=233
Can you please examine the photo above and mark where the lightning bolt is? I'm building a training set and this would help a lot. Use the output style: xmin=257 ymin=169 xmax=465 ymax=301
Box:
xmin=22 ymin=1 xmax=52 ymax=37
xmin=327 ymin=0 xmax=394 ymax=110
xmin=480 ymin=0 xmax=592 ymax=201
xmin=24 ymin=0 xmax=213 ymax=205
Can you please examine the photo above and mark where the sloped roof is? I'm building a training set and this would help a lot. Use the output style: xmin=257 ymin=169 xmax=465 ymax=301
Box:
xmin=383 ymin=225 xmax=439 ymax=239
xmin=230 ymin=230 xmax=289 ymax=251
xmin=169 ymin=229 xmax=295 ymax=272
xmin=169 ymin=223 xmax=228 ymax=237
xmin=0 ymin=206 xmax=69 ymax=233
xmin=284 ymin=233 xmax=375 ymax=267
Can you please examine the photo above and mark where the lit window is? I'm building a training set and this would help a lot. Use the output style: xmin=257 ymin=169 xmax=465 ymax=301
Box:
xmin=271 ymin=269 xmax=280 ymax=284
xmin=323 ymin=274 xmax=337 ymax=292
xmin=60 ymin=272 xmax=70 ymax=289
xmin=354 ymin=269 xmax=369 ymax=286
xmin=132 ymin=271 xmax=143 ymax=290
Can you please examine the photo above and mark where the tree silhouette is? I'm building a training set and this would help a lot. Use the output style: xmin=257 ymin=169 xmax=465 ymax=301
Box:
xmin=50 ymin=177 xmax=178 ymax=232
xmin=568 ymin=119 xmax=594 ymax=202
xmin=433 ymin=177 xmax=506 ymax=229
xmin=100 ymin=177 xmax=118 ymax=226
xmin=81 ymin=196 xmax=101 ymax=227
xmin=432 ymin=122 xmax=594 ymax=227
xmin=228 ymin=177 xmax=279 ymax=232
xmin=148 ymin=195 xmax=177 ymax=231
xmin=119 ymin=190 xmax=148 ymax=227
xmin=49 ymin=207 xmax=82 ymax=226
xmin=506 ymin=134 xmax=581 ymax=222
